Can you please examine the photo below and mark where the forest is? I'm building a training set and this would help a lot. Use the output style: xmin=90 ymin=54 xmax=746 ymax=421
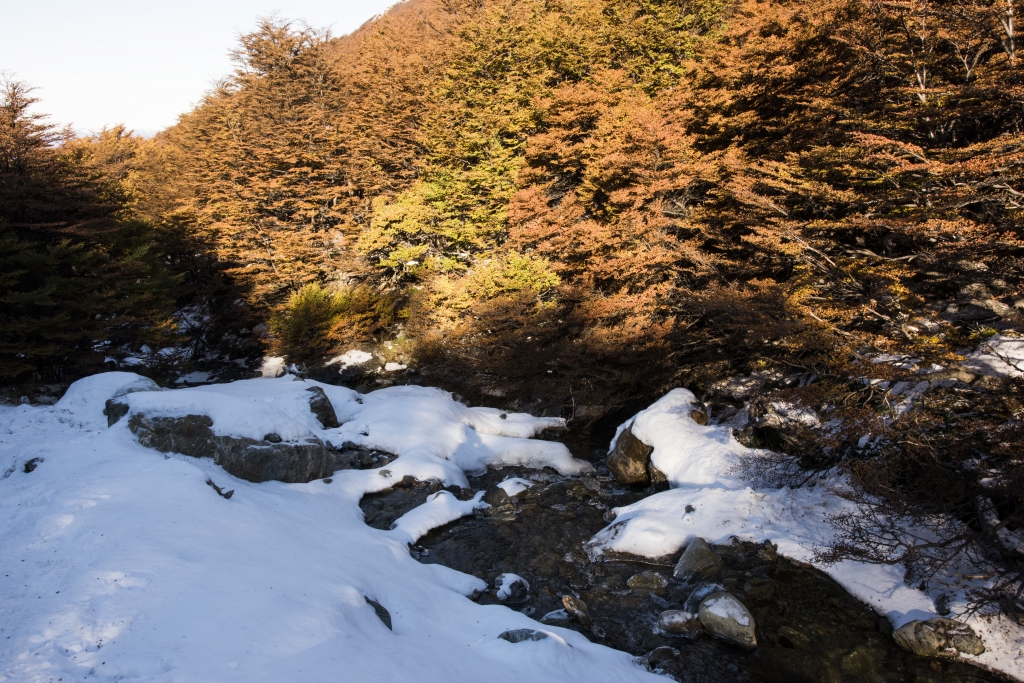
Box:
xmin=4 ymin=0 xmax=1024 ymax=626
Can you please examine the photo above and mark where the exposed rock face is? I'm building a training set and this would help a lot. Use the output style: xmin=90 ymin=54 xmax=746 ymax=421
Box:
xmin=104 ymin=399 xmax=130 ymax=427
xmin=498 ymin=629 xmax=548 ymax=643
xmin=306 ymin=386 xmax=339 ymax=429
xmin=483 ymin=486 xmax=513 ymax=508
xmin=330 ymin=442 xmax=397 ymax=470
xmin=673 ymin=537 xmax=724 ymax=581
xmin=698 ymin=592 xmax=758 ymax=649
xmin=658 ymin=610 xmax=703 ymax=638
xmin=893 ymin=618 xmax=985 ymax=658
xmin=125 ymin=412 xmax=333 ymax=483
xmin=607 ymin=425 xmax=653 ymax=484
xmin=736 ymin=398 xmax=821 ymax=454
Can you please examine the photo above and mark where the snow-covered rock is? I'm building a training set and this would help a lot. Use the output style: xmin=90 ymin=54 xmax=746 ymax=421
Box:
xmin=698 ymin=592 xmax=757 ymax=649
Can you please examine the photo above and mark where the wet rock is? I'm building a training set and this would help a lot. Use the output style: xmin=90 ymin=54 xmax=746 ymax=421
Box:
xmin=539 ymin=609 xmax=572 ymax=627
xmin=627 ymin=571 xmax=668 ymax=591
xmin=658 ymin=610 xmax=703 ymax=638
xmin=893 ymin=618 xmax=985 ymax=658
xmin=127 ymin=413 xmax=333 ymax=483
xmin=673 ymin=537 xmax=724 ymax=581
xmin=365 ymin=597 xmax=392 ymax=630
xmin=698 ymin=592 xmax=757 ymax=649
xmin=306 ymin=385 xmax=339 ymax=428
xmin=495 ymin=573 xmax=530 ymax=603
xmin=499 ymin=628 xmax=548 ymax=643
xmin=742 ymin=577 xmax=775 ymax=601
xmin=607 ymin=425 xmax=653 ymax=484
xmin=484 ymin=486 xmax=513 ymax=508
xmin=562 ymin=594 xmax=593 ymax=626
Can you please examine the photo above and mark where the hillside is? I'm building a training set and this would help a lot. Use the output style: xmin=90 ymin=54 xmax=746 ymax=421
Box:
xmin=3 ymin=0 xmax=1024 ymax=675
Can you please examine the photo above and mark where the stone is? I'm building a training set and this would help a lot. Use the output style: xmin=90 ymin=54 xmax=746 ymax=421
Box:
xmin=306 ymin=386 xmax=339 ymax=428
xmin=539 ymin=609 xmax=572 ymax=627
xmin=104 ymin=399 xmax=130 ymax=427
xmin=127 ymin=413 xmax=334 ymax=483
xmin=607 ymin=425 xmax=654 ymax=484
xmin=484 ymin=486 xmax=513 ymax=508
xmin=562 ymin=594 xmax=593 ymax=626
xmin=690 ymin=408 xmax=708 ymax=425
xmin=892 ymin=618 xmax=985 ymax=658
xmin=627 ymin=571 xmax=669 ymax=591
xmin=657 ymin=610 xmax=703 ymax=638
xmin=494 ymin=573 xmax=530 ymax=603
xmin=673 ymin=537 xmax=724 ymax=581
xmin=498 ymin=629 xmax=548 ymax=643
xmin=263 ymin=433 xmax=282 ymax=443
xmin=698 ymin=592 xmax=757 ymax=649
xmin=365 ymin=597 xmax=392 ymax=630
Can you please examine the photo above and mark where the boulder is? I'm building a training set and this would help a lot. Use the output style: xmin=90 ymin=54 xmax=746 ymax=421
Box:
xmin=657 ymin=610 xmax=703 ymax=638
xmin=494 ymin=573 xmax=530 ymax=603
xmin=673 ymin=537 xmax=724 ymax=581
xmin=498 ymin=629 xmax=548 ymax=643
xmin=306 ymin=386 xmax=339 ymax=429
xmin=484 ymin=486 xmax=513 ymax=508
xmin=607 ymin=425 xmax=653 ymax=484
xmin=539 ymin=609 xmax=572 ymax=627
xmin=627 ymin=571 xmax=668 ymax=591
xmin=562 ymin=594 xmax=593 ymax=626
xmin=892 ymin=618 xmax=984 ymax=658
xmin=126 ymin=413 xmax=334 ymax=483
xmin=698 ymin=592 xmax=757 ymax=649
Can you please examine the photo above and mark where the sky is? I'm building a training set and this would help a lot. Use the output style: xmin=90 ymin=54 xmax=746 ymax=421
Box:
xmin=1 ymin=1 xmax=400 ymax=136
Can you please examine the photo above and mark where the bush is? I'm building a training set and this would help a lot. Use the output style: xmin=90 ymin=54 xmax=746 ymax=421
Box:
xmin=271 ymin=283 xmax=400 ymax=362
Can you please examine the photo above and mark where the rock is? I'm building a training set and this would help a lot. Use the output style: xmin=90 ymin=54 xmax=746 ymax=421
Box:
xmin=673 ymin=537 xmax=724 ymax=581
xmin=539 ymin=609 xmax=572 ymax=626
xmin=657 ymin=610 xmax=703 ymax=638
xmin=648 ymin=462 xmax=668 ymax=486
xmin=129 ymin=413 xmax=218 ymax=457
xmin=689 ymin=408 xmax=708 ymax=425
xmin=494 ymin=573 xmax=530 ymax=603
xmin=698 ymin=592 xmax=757 ymax=649
xmin=331 ymin=442 xmax=397 ymax=471
xmin=627 ymin=571 xmax=668 ymax=591
xmin=736 ymin=398 xmax=821 ymax=454
xmin=127 ymin=413 xmax=334 ymax=483
xmin=759 ymin=539 xmax=778 ymax=561
xmin=306 ymin=386 xmax=339 ymax=428
xmin=892 ymin=618 xmax=985 ymax=658
xmin=484 ymin=487 xmax=513 ymax=508
xmin=104 ymin=399 xmax=130 ymax=427
xmin=607 ymin=425 xmax=653 ymax=484
xmin=742 ymin=577 xmax=775 ymax=601
xmin=498 ymin=629 xmax=548 ymax=643
xmin=365 ymin=597 xmax=392 ymax=630
xmin=562 ymin=594 xmax=593 ymax=626
xmin=263 ymin=433 xmax=282 ymax=443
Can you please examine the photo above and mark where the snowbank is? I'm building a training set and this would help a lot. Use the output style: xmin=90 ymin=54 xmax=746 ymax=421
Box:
xmin=587 ymin=388 xmax=1024 ymax=679
xmin=0 ymin=373 xmax=651 ymax=683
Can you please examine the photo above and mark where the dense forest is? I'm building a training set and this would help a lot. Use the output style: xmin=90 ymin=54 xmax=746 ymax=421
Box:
xmin=4 ymin=0 xmax=1024 ymax=618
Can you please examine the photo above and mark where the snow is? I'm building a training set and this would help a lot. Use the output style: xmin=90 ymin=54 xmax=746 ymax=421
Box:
xmin=495 ymin=573 xmax=530 ymax=601
xmin=703 ymin=594 xmax=750 ymax=627
xmin=259 ymin=356 xmax=286 ymax=378
xmin=965 ymin=334 xmax=1024 ymax=377
xmin=384 ymin=362 xmax=408 ymax=372
xmin=325 ymin=349 xmax=374 ymax=368
xmin=587 ymin=388 xmax=1024 ymax=679
xmin=498 ymin=477 xmax=535 ymax=497
xmin=0 ymin=372 xmax=655 ymax=683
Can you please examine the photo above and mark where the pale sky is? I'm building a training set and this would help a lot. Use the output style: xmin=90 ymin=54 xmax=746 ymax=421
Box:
xmin=1 ymin=1 xmax=400 ymax=135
